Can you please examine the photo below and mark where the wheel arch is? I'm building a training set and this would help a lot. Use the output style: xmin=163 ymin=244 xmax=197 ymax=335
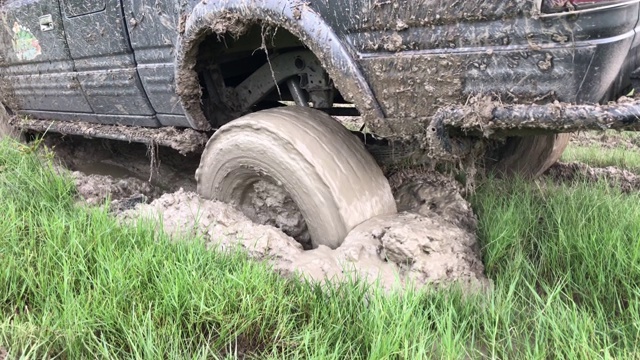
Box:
xmin=175 ymin=0 xmax=387 ymax=132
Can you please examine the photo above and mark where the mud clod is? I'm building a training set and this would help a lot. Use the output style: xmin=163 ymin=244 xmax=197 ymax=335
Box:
xmin=390 ymin=169 xmax=477 ymax=233
xmin=121 ymin=189 xmax=305 ymax=273
xmin=241 ymin=180 xmax=311 ymax=249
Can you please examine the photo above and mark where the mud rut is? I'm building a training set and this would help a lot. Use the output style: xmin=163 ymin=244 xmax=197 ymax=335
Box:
xmin=42 ymin=132 xmax=636 ymax=292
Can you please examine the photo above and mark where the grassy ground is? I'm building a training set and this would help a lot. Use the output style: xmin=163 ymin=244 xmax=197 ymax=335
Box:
xmin=562 ymin=145 xmax=640 ymax=174
xmin=1 ymin=139 xmax=640 ymax=359
xmin=562 ymin=132 xmax=640 ymax=174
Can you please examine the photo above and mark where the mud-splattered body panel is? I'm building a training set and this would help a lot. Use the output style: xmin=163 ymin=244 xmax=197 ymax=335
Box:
xmin=1 ymin=0 xmax=640 ymax=139
xmin=324 ymin=0 xmax=640 ymax=136
xmin=0 ymin=0 xmax=92 ymax=114
xmin=0 ymin=0 xmax=188 ymax=127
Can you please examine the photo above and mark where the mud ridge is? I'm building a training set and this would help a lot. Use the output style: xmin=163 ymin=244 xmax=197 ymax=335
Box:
xmin=545 ymin=161 xmax=640 ymax=192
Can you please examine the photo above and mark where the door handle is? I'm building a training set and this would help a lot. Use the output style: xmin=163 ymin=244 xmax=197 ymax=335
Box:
xmin=39 ymin=14 xmax=54 ymax=31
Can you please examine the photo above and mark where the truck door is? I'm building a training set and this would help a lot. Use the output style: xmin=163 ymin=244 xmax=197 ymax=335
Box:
xmin=0 ymin=0 xmax=93 ymax=118
xmin=122 ymin=0 xmax=189 ymax=127
xmin=59 ymin=0 xmax=158 ymax=127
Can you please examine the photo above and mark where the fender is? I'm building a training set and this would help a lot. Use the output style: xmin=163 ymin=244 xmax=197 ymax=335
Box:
xmin=175 ymin=0 xmax=387 ymax=133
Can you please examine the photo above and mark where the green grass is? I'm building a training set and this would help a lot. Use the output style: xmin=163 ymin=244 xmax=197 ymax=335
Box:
xmin=1 ymin=139 xmax=640 ymax=359
xmin=562 ymin=144 xmax=640 ymax=174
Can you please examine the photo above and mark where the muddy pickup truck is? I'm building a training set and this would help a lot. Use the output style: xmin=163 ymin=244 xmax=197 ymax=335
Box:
xmin=2 ymin=0 xmax=640 ymax=248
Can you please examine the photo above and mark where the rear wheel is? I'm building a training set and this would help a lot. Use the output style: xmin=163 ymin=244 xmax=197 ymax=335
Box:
xmin=196 ymin=107 xmax=397 ymax=249
xmin=486 ymin=134 xmax=570 ymax=178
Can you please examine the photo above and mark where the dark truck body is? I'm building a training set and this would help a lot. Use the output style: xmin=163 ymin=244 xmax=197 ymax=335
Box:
xmin=1 ymin=0 xmax=640 ymax=144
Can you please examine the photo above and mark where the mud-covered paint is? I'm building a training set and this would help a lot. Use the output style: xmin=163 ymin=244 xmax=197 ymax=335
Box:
xmin=0 ymin=0 xmax=93 ymax=114
xmin=174 ymin=0 xmax=640 ymax=135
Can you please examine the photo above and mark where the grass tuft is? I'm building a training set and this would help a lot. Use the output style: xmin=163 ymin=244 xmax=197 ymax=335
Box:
xmin=562 ymin=144 xmax=640 ymax=174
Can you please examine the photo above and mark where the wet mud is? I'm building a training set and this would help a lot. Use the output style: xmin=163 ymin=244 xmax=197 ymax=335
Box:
xmin=120 ymin=172 xmax=489 ymax=293
xmin=44 ymin=135 xmax=199 ymax=197
xmin=240 ymin=180 xmax=312 ymax=250
xmin=71 ymin=172 xmax=162 ymax=207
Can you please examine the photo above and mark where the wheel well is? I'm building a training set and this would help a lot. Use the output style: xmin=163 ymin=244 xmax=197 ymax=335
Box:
xmin=193 ymin=23 xmax=359 ymax=128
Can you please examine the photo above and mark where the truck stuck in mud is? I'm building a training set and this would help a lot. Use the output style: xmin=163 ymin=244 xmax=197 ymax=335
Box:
xmin=2 ymin=0 xmax=640 ymax=251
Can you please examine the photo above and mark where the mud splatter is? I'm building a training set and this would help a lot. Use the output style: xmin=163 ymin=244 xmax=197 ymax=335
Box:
xmin=15 ymin=117 xmax=208 ymax=155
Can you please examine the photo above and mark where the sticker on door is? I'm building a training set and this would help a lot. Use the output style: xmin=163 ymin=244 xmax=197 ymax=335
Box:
xmin=12 ymin=22 xmax=42 ymax=61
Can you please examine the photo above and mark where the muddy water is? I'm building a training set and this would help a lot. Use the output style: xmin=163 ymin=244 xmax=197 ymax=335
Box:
xmin=73 ymin=161 xmax=143 ymax=179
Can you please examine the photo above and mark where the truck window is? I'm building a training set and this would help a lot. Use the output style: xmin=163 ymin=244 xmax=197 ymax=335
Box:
xmin=62 ymin=0 xmax=106 ymax=17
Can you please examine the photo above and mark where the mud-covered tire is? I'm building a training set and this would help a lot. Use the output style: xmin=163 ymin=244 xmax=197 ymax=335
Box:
xmin=196 ymin=107 xmax=397 ymax=249
xmin=487 ymin=134 xmax=570 ymax=178
xmin=0 ymin=104 xmax=23 ymax=141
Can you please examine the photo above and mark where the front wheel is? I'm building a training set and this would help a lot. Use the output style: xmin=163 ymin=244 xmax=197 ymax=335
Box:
xmin=196 ymin=107 xmax=397 ymax=249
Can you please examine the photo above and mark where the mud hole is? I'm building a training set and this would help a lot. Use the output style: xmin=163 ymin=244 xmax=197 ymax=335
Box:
xmin=43 ymin=135 xmax=489 ymax=293
xmin=40 ymin=129 xmax=640 ymax=292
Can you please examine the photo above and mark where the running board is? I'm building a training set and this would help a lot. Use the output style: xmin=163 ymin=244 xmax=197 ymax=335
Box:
xmin=428 ymin=96 xmax=640 ymax=159
xmin=432 ymin=97 xmax=640 ymax=138
xmin=11 ymin=117 xmax=209 ymax=155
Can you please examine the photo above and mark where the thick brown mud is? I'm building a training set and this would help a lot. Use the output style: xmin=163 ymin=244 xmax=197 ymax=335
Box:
xmin=121 ymin=171 xmax=488 ymax=293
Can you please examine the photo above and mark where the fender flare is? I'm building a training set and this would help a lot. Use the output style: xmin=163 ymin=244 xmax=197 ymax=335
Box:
xmin=175 ymin=0 xmax=387 ymax=132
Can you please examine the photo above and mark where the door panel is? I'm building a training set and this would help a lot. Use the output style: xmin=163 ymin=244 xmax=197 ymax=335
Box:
xmin=123 ymin=0 xmax=188 ymax=126
xmin=0 ymin=0 xmax=92 ymax=114
xmin=62 ymin=0 xmax=106 ymax=17
xmin=61 ymin=0 xmax=158 ymax=125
